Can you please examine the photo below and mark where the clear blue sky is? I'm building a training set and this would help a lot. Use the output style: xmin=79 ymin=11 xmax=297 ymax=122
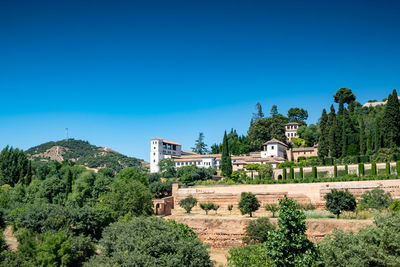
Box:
xmin=1 ymin=0 xmax=399 ymax=161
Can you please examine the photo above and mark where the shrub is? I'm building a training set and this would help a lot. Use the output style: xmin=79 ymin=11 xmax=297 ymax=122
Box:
xmin=178 ymin=196 xmax=197 ymax=214
xmin=371 ymin=162 xmax=377 ymax=176
xmin=334 ymin=165 xmax=337 ymax=178
xmin=228 ymin=243 xmax=273 ymax=267
xmin=282 ymin=169 xmax=287 ymax=180
xmin=324 ymin=189 xmax=356 ymax=218
xmin=358 ymin=163 xmax=365 ymax=177
xmin=265 ymin=203 xmax=279 ymax=217
xmin=239 ymin=192 xmax=260 ymax=217
xmin=289 ymin=167 xmax=294 ymax=180
xmin=386 ymin=162 xmax=390 ymax=175
xmin=228 ymin=204 xmax=233 ymax=214
xmin=359 ymin=188 xmax=392 ymax=210
xmin=297 ymin=203 xmax=316 ymax=211
xmin=312 ymin=166 xmax=317 ymax=178
xmin=199 ymin=202 xmax=214 ymax=215
xmin=243 ymin=217 xmax=275 ymax=244
xmin=397 ymin=161 xmax=400 ymax=175
xmin=299 ymin=167 xmax=304 ymax=179
xmin=212 ymin=204 xmax=220 ymax=214
xmin=324 ymin=157 xmax=334 ymax=166
xmin=389 ymin=200 xmax=400 ymax=211
xmin=86 ymin=217 xmax=211 ymax=266
xmin=345 ymin=164 xmax=349 ymax=175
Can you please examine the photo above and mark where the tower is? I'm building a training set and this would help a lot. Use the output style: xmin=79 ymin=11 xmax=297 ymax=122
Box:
xmin=150 ymin=138 xmax=163 ymax=173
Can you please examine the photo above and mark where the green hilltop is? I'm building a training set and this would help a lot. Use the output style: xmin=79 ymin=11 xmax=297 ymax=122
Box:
xmin=25 ymin=139 xmax=145 ymax=172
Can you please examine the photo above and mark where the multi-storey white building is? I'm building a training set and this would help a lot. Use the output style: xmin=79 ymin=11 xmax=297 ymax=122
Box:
xmin=150 ymin=137 xmax=288 ymax=173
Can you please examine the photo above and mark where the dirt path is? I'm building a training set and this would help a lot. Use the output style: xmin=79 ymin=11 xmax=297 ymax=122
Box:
xmin=209 ymin=248 xmax=229 ymax=267
xmin=3 ymin=226 xmax=18 ymax=251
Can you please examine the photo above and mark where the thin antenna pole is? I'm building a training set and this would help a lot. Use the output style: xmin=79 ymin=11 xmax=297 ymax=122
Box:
xmin=65 ymin=128 xmax=69 ymax=140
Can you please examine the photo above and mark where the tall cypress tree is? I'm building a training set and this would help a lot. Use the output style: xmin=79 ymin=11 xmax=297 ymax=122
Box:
xmin=374 ymin=119 xmax=381 ymax=153
xmin=341 ymin=109 xmax=351 ymax=157
xmin=66 ymin=169 xmax=73 ymax=194
xmin=318 ymin=109 xmax=329 ymax=158
xmin=381 ymin=90 xmax=400 ymax=148
xmin=221 ymin=131 xmax=232 ymax=177
xmin=359 ymin=118 xmax=366 ymax=155
xmin=329 ymin=117 xmax=340 ymax=158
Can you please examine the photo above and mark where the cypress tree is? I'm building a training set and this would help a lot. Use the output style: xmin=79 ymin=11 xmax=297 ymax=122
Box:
xmin=24 ymin=160 xmax=33 ymax=185
xmin=312 ymin=166 xmax=317 ymax=178
xmin=221 ymin=131 xmax=232 ymax=177
xmin=358 ymin=163 xmax=364 ymax=177
xmin=334 ymin=165 xmax=338 ymax=178
xmin=329 ymin=117 xmax=340 ymax=158
xmin=386 ymin=162 xmax=391 ymax=175
xmin=289 ymin=167 xmax=294 ymax=180
xmin=299 ymin=167 xmax=303 ymax=179
xmin=371 ymin=162 xmax=377 ymax=176
xmin=345 ymin=164 xmax=349 ymax=175
xmin=318 ymin=109 xmax=329 ymax=158
xmin=374 ymin=120 xmax=381 ymax=153
xmin=396 ymin=161 xmax=400 ymax=175
xmin=282 ymin=168 xmax=287 ymax=180
xmin=382 ymin=90 xmax=400 ymax=148
xmin=359 ymin=118 xmax=366 ymax=155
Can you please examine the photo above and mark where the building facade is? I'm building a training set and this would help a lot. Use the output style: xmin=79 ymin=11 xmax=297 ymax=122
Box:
xmin=285 ymin=122 xmax=299 ymax=142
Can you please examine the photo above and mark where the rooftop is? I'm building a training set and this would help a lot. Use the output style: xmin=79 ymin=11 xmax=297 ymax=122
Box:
xmin=264 ymin=138 xmax=288 ymax=147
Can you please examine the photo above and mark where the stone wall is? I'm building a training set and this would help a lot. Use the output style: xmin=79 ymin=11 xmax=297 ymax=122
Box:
xmin=172 ymin=179 xmax=400 ymax=212
xmin=167 ymin=216 xmax=373 ymax=248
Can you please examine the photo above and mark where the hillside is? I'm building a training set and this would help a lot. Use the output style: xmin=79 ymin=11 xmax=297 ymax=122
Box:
xmin=26 ymin=139 xmax=147 ymax=172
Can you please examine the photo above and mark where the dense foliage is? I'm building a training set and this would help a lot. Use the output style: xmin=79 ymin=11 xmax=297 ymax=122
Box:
xmin=319 ymin=212 xmax=400 ymax=267
xmin=238 ymin=192 xmax=260 ymax=217
xmin=243 ymin=217 xmax=275 ymax=244
xmin=324 ymin=189 xmax=356 ymax=218
xmin=26 ymin=139 xmax=142 ymax=172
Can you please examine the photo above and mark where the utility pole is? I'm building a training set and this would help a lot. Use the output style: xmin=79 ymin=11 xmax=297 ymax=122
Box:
xmin=65 ymin=128 xmax=69 ymax=141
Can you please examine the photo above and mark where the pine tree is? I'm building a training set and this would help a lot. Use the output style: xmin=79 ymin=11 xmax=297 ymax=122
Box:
xmin=252 ymin=102 xmax=264 ymax=122
xmin=359 ymin=118 xmax=366 ymax=155
xmin=221 ymin=131 xmax=232 ymax=177
xmin=318 ymin=109 xmax=329 ymax=158
xmin=270 ymin=105 xmax=278 ymax=117
xmin=191 ymin=132 xmax=208 ymax=155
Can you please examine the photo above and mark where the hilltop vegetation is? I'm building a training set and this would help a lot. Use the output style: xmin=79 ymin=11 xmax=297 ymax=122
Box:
xmin=26 ymin=139 xmax=143 ymax=172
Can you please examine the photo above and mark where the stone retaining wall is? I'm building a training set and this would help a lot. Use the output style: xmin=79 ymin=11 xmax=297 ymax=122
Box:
xmin=172 ymin=179 xmax=400 ymax=212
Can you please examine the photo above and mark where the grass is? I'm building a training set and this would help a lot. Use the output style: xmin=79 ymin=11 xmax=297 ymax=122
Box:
xmin=304 ymin=210 xmax=335 ymax=219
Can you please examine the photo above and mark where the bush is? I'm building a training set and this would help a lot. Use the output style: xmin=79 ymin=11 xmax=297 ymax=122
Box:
xmin=178 ymin=196 xmax=197 ymax=214
xmin=228 ymin=204 xmax=233 ymax=214
xmin=359 ymin=188 xmax=392 ymax=210
xmin=319 ymin=212 xmax=400 ymax=267
xmin=358 ymin=163 xmax=365 ymax=177
xmin=297 ymin=203 xmax=316 ymax=211
xmin=282 ymin=169 xmax=287 ymax=180
xmin=199 ymin=203 xmax=213 ymax=215
xmin=324 ymin=157 xmax=334 ymax=166
xmin=386 ymin=162 xmax=391 ymax=175
xmin=324 ymin=189 xmax=356 ymax=218
xmin=86 ymin=217 xmax=211 ymax=266
xmin=345 ymin=164 xmax=349 ymax=175
xmin=334 ymin=165 xmax=337 ymax=178
xmin=238 ymin=192 xmax=260 ymax=217
xmin=397 ymin=161 xmax=400 ymax=174
xmin=299 ymin=167 xmax=304 ymax=179
xmin=265 ymin=203 xmax=279 ymax=217
xmin=289 ymin=167 xmax=295 ymax=179
xmin=312 ymin=166 xmax=317 ymax=178
xmin=243 ymin=217 xmax=275 ymax=244
xmin=389 ymin=200 xmax=400 ymax=211
xmin=371 ymin=162 xmax=377 ymax=176
xmin=228 ymin=243 xmax=273 ymax=267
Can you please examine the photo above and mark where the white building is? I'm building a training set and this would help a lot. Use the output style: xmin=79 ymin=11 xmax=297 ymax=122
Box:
xmin=150 ymin=137 xmax=288 ymax=173
xmin=261 ymin=139 xmax=287 ymax=159
xmin=362 ymin=96 xmax=400 ymax=108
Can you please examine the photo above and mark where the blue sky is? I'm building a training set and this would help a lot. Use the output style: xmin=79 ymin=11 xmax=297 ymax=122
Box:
xmin=1 ymin=0 xmax=399 ymax=161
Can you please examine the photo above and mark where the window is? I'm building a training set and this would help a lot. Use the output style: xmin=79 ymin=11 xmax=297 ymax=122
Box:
xmin=173 ymin=144 xmax=176 ymax=150
xmin=153 ymin=160 xmax=155 ymax=162
xmin=154 ymin=147 xmax=156 ymax=150
xmin=271 ymin=146 xmax=274 ymax=150
xmin=153 ymin=153 xmax=155 ymax=156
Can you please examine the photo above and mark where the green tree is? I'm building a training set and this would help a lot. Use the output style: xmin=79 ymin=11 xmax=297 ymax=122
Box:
xmin=0 ymin=146 xmax=29 ymax=186
xmin=371 ymin=162 xmax=377 ymax=176
xmin=333 ymin=87 xmax=356 ymax=115
xmin=158 ymin=158 xmax=176 ymax=178
xmin=243 ymin=217 xmax=275 ymax=244
xmin=318 ymin=109 xmax=330 ymax=158
xmin=265 ymin=203 xmax=279 ymax=218
xmin=258 ymin=164 xmax=273 ymax=179
xmin=116 ymin=167 xmax=148 ymax=186
xmin=381 ymin=89 xmax=400 ymax=148
xmin=36 ymin=231 xmax=73 ymax=267
xmin=199 ymin=202 xmax=214 ymax=215
xmin=248 ymin=115 xmax=288 ymax=150
xmin=359 ymin=118 xmax=366 ymax=155
xmin=297 ymin=124 xmax=320 ymax=147
xmin=221 ymin=131 xmax=232 ymax=177
xmin=265 ymin=196 xmax=320 ymax=266
xmin=252 ymin=102 xmax=264 ymax=122
xmin=85 ymin=217 xmax=211 ymax=267
xmin=238 ymin=192 xmax=260 ymax=217
xmin=359 ymin=188 xmax=392 ymax=211
xmin=246 ymin=163 xmax=259 ymax=179
xmin=191 ymin=132 xmax=208 ymax=155
xmin=179 ymin=196 xmax=197 ymax=214
xmin=324 ymin=189 xmax=356 ymax=218
xmin=270 ymin=105 xmax=278 ymax=117
xmin=100 ymin=179 xmax=153 ymax=220
xmin=287 ymin=107 xmax=308 ymax=123
xmin=228 ymin=204 xmax=233 ymax=214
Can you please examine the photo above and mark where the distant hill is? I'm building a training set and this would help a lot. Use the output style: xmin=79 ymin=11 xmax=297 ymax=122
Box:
xmin=26 ymin=139 xmax=147 ymax=172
